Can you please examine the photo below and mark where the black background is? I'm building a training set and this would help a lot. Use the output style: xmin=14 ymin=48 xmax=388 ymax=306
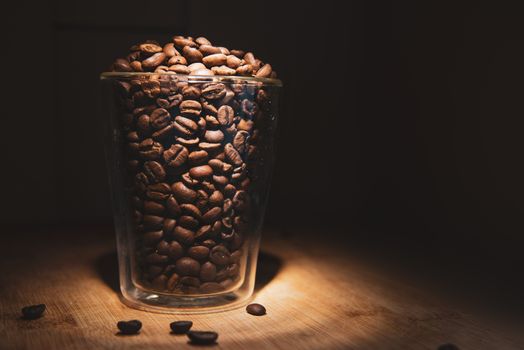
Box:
xmin=2 ymin=1 xmax=524 ymax=320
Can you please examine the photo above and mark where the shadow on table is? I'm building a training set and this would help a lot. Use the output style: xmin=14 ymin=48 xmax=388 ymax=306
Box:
xmin=95 ymin=250 xmax=282 ymax=294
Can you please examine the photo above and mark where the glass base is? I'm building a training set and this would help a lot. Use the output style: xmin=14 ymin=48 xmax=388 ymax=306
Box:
xmin=120 ymin=284 xmax=253 ymax=314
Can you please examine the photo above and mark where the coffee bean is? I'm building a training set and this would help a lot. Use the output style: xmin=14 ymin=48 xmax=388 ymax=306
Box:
xmin=170 ymin=320 xmax=193 ymax=334
xmin=188 ymin=150 xmax=208 ymax=165
xmin=139 ymin=139 xmax=164 ymax=160
xmin=152 ymin=274 xmax=168 ymax=289
xmin=143 ymin=230 xmax=163 ymax=245
xmin=152 ymin=123 xmax=176 ymax=141
xmin=183 ymin=46 xmax=203 ymax=63
xmin=204 ymin=129 xmax=224 ymax=143
xmin=199 ymin=261 xmax=217 ymax=282
xmin=255 ymin=63 xmax=272 ymax=78
xmin=163 ymin=218 xmax=176 ymax=235
xmin=188 ymin=246 xmax=210 ymax=260
xmin=163 ymin=144 xmax=189 ymax=169
xmin=166 ymin=273 xmax=180 ymax=291
xmin=21 ymin=304 xmax=46 ymax=320
xmin=226 ymin=55 xmax=242 ymax=69
xmin=173 ymin=226 xmax=195 ymax=245
xmin=117 ymin=320 xmax=142 ymax=335
xmin=199 ymin=142 xmax=222 ymax=152
xmin=175 ymin=257 xmax=200 ymax=276
xmin=199 ymin=44 xmax=221 ymax=55
xmin=163 ymin=43 xmax=178 ymax=57
xmin=144 ymin=161 xmax=166 ymax=183
xmin=210 ymin=245 xmax=231 ymax=265
xmin=176 ymin=136 xmax=200 ymax=148
xmin=224 ymin=143 xmax=243 ymax=166
xmin=212 ymin=65 xmax=236 ymax=76
xmin=181 ymin=172 xmax=199 ymax=187
xmin=168 ymin=55 xmax=187 ymax=65
xmin=143 ymin=215 xmax=164 ymax=230
xmin=187 ymin=331 xmax=218 ymax=345
xmin=167 ymin=241 xmax=184 ymax=259
xmin=166 ymin=195 xmax=181 ymax=216
xmin=202 ymin=207 xmax=222 ymax=224
xmin=202 ymin=53 xmax=227 ymax=67
xmin=146 ymin=183 xmax=171 ymax=201
xmin=174 ymin=116 xmax=198 ymax=136
xmin=201 ymin=83 xmax=226 ymax=100
xmin=200 ymin=282 xmax=224 ymax=293
xmin=179 ymin=100 xmax=202 ymax=117
xmin=178 ymin=215 xmax=199 ymax=229
xmin=236 ymin=64 xmax=253 ymax=75
xmin=233 ymin=130 xmax=250 ymax=154
xmin=171 ymin=182 xmax=197 ymax=203
xmin=246 ymin=303 xmax=266 ymax=316
xmin=144 ymin=201 xmax=164 ymax=215
xmin=208 ymin=190 xmax=224 ymax=206
xmin=217 ymin=106 xmax=235 ymax=126
xmin=173 ymin=36 xmax=196 ymax=48
xmin=113 ymin=58 xmax=132 ymax=72
xmin=189 ymin=165 xmax=213 ymax=179
xmin=142 ymin=52 xmax=166 ymax=69
xmin=230 ymin=49 xmax=245 ymax=57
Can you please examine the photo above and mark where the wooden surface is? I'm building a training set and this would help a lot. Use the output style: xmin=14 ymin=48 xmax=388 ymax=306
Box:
xmin=0 ymin=228 xmax=522 ymax=350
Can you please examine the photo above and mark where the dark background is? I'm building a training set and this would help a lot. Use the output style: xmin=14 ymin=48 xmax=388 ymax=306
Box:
xmin=2 ymin=1 xmax=524 ymax=319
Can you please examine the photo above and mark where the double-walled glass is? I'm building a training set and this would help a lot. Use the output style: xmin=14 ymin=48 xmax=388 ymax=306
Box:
xmin=100 ymin=72 xmax=281 ymax=313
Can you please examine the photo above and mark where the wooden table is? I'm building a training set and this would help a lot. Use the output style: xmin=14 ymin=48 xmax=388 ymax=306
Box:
xmin=0 ymin=227 xmax=521 ymax=349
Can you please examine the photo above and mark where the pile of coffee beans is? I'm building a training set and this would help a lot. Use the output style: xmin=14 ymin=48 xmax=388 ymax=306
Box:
xmin=110 ymin=35 xmax=278 ymax=295
xmin=111 ymin=35 xmax=277 ymax=79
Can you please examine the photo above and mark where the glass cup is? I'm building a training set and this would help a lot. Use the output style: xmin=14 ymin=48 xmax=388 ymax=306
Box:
xmin=100 ymin=72 xmax=281 ymax=313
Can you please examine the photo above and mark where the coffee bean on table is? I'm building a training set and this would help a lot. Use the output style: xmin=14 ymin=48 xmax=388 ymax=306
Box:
xmin=21 ymin=304 xmax=46 ymax=320
xmin=246 ymin=303 xmax=266 ymax=316
xmin=187 ymin=331 xmax=218 ymax=345
xmin=117 ymin=320 xmax=142 ymax=335
xmin=170 ymin=320 xmax=193 ymax=334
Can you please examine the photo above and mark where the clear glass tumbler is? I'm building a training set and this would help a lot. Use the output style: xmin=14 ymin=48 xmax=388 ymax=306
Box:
xmin=100 ymin=72 xmax=281 ymax=313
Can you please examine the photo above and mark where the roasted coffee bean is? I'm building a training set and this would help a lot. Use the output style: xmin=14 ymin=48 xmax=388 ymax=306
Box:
xmin=180 ymin=276 xmax=201 ymax=287
xmin=176 ymin=136 xmax=200 ymax=147
xmin=236 ymin=64 xmax=253 ymax=75
xmin=144 ymin=161 xmax=166 ymax=183
xmin=170 ymin=320 xmax=193 ymax=334
xmin=142 ymin=52 xmax=166 ymax=69
xmin=173 ymin=226 xmax=195 ymax=245
xmin=189 ymin=165 xmax=213 ymax=179
xmin=187 ymin=331 xmax=218 ymax=345
xmin=139 ymin=43 xmax=163 ymax=54
xmin=113 ymin=58 xmax=132 ymax=72
xmin=194 ymin=225 xmax=211 ymax=240
xmin=198 ymin=142 xmax=222 ymax=152
xmin=204 ymin=129 xmax=224 ymax=143
xmin=226 ymin=55 xmax=242 ymax=69
xmin=117 ymin=320 xmax=142 ymax=335
xmin=174 ymin=116 xmax=198 ymax=136
xmin=163 ymin=144 xmax=189 ymax=169
xmin=145 ymin=252 xmax=168 ymax=264
xmin=233 ymin=190 xmax=248 ymax=211
xmin=166 ymin=273 xmax=180 ymax=291
xmin=224 ymin=143 xmax=243 ymax=166
xmin=181 ymin=172 xmax=199 ymax=187
xmin=147 ymin=264 xmax=163 ymax=278
xmin=202 ymin=207 xmax=222 ymax=224
xmin=233 ymin=130 xmax=250 ymax=154
xmin=210 ymin=245 xmax=230 ymax=265
xmin=166 ymin=195 xmax=181 ymax=216
xmin=199 ymin=261 xmax=217 ymax=282
xmin=146 ymin=183 xmax=171 ymax=201
xmin=163 ymin=43 xmax=178 ymax=57
xmin=163 ymin=218 xmax=176 ymax=235
xmin=156 ymin=240 xmax=170 ymax=255
xmin=230 ymin=250 xmax=242 ymax=262
xmin=144 ymin=201 xmax=164 ymax=215
xmin=143 ymin=215 xmax=164 ymax=230
xmin=182 ymin=86 xmax=201 ymax=101
xmin=246 ymin=303 xmax=266 ymax=316
xmin=202 ymin=53 xmax=227 ymax=67
xmin=152 ymin=274 xmax=168 ymax=289
xmin=188 ymin=150 xmax=208 ymax=165
xmin=215 ymin=267 xmax=229 ymax=282
xmin=152 ymin=123 xmax=176 ymax=141
xmin=173 ymin=36 xmax=196 ymax=48
xmin=21 ymin=304 xmax=46 ymax=320
xmin=150 ymin=108 xmax=171 ymax=129
xmin=143 ymin=230 xmax=163 ymax=245
xmin=241 ymin=99 xmax=258 ymax=117
xmin=168 ymin=64 xmax=190 ymax=74
xmin=167 ymin=241 xmax=184 ymax=259
xmin=199 ymin=282 xmax=223 ymax=293
xmin=171 ymin=182 xmax=197 ymax=203
xmin=202 ymin=239 xmax=217 ymax=248
xmin=179 ymin=100 xmax=202 ymax=117
xmin=183 ymin=46 xmax=203 ymax=63
xmin=168 ymin=55 xmax=187 ymax=65
xmin=139 ymin=139 xmax=164 ymax=160
xmin=188 ymin=246 xmax=210 ymax=260
xmin=201 ymin=83 xmax=226 ymax=100
xmin=208 ymin=190 xmax=224 ymax=206
xmin=196 ymin=37 xmax=212 ymax=45
xmin=175 ymin=257 xmax=200 ymax=276
xmin=178 ymin=216 xmax=199 ymax=230
xmin=255 ymin=63 xmax=272 ymax=78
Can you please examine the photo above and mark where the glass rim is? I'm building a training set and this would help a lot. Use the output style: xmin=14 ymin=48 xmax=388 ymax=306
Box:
xmin=100 ymin=72 xmax=283 ymax=87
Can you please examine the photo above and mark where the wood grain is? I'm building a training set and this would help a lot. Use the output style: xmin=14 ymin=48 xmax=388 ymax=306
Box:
xmin=0 ymin=228 xmax=521 ymax=349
